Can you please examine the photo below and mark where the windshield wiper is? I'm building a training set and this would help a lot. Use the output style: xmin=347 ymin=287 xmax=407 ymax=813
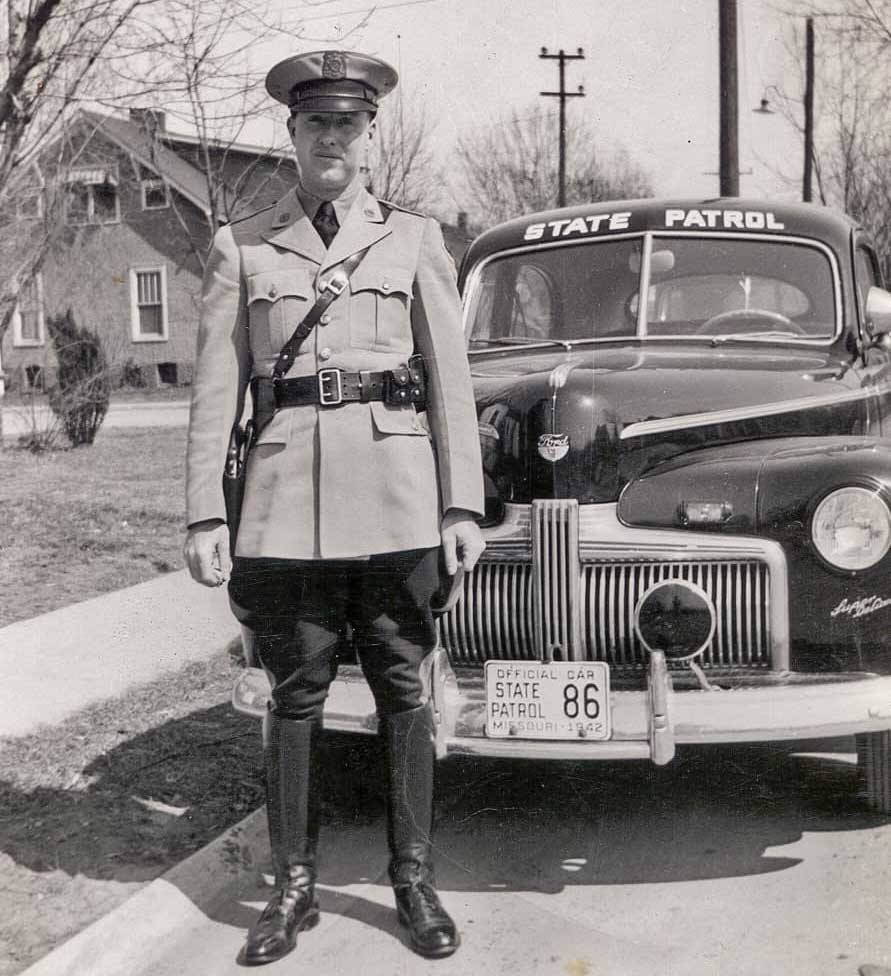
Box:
xmin=469 ymin=336 xmax=574 ymax=350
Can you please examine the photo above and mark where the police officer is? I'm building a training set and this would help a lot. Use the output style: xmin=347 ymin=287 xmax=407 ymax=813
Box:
xmin=183 ymin=50 xmax=484 ymax=965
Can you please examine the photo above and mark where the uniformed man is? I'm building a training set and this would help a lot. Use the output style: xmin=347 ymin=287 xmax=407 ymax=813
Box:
xmin=183 ymin=49 xmax=484 ymax=965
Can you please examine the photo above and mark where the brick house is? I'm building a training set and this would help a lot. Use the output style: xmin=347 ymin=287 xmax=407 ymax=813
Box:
xmin=0 ymin=109 xmax=474 ymax=393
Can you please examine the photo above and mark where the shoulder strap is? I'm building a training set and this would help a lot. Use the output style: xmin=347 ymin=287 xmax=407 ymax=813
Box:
xmin=272 ymin=204 xmax=392 ymax=379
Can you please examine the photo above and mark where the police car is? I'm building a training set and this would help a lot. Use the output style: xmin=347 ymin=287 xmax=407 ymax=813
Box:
xmin=236 ymin=198 xmax=891 ymax=814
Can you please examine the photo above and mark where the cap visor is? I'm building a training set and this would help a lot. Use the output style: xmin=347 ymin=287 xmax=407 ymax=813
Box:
xmin=290 ymin=95 xmax=376 ymax=113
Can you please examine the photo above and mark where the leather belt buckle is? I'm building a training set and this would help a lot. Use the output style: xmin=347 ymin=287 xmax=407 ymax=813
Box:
xmin=318 ymin=367 xmax=343 ymax=406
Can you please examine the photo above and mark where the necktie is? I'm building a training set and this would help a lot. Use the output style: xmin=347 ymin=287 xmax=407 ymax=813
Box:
xmin=313 ymin=201 xmax=339 ymax=249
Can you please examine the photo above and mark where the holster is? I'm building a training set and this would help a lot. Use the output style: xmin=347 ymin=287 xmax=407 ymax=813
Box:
xmin=222 ymin=419 xmax=255 ymax=558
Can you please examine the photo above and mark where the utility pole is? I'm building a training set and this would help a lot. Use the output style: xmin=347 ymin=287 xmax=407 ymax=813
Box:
xmin=718 ymin=0 xmax=739 ymax=196
xmin=539 ymin=47 xmax=585 ymax=207
xmin=802 ymin=16 xmax=815 ymax=202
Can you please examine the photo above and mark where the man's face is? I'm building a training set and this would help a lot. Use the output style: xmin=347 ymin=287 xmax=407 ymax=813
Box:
xmin=288 ymin=111 xmax=371 ymax=197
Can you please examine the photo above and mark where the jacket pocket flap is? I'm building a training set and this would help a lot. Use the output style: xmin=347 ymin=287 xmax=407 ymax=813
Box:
xmin=252 ymin=408 xmax=291 ymax=446
xmin=369 ymin=401 xmax=428 ymax=436
xmin=350 ymin=266 xmax=414 ymax=298
xmin=247 ymin=269 xmax=313 ymax=304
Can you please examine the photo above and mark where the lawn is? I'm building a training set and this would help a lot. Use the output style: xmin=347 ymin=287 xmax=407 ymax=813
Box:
xmin=0 ymin=426 xmax=187 ymax=625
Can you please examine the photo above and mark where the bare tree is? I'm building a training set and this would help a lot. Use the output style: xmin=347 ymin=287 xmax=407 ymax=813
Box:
xmin=0 ymin=0 xmax=160 ymax=340
xmin=776 ymin=4 xmax=891 ymax=266
xmin=454 ymin=104 xmax=652 ymax=227
xmin=366 ymin=97 xmax=442 ymax=211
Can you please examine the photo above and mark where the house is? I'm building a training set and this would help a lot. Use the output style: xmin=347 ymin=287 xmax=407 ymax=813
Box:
xmin=0 ymin=109 xmax=475 ymax=393
xmin=1 ymin=108 xmax=296 ymax=392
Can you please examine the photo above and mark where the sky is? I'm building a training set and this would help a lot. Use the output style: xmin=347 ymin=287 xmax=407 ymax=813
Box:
xmin=181 ymin=1 xmax=810 ymax=215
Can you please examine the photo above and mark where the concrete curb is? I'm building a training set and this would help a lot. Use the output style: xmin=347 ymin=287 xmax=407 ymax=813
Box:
xmin=20 ymin=808 xmax=268 ymax=976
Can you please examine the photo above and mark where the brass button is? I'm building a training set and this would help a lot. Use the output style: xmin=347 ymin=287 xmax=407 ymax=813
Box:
xmin=381 ymin=280 xmax=391 ymax=292
xmin=268 ymin=286 xmax=278 ymax=299
xmin=319 ymin=313 xmax=331 ymax=325
xmin=319 ymin=347 xmax=332 ymax=361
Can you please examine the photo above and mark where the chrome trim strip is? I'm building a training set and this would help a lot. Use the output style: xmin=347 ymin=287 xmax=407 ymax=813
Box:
xmin=619 ymin=384 xmax=888 ymax=441
xmin=531 ymin=499 xmax=582 ymax=660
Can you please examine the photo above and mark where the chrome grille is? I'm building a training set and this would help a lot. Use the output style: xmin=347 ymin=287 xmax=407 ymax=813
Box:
xmin=533 ymin=499 xmax=582 ymax=661
xmin=438 ymin=558 xmax=771 ymax=670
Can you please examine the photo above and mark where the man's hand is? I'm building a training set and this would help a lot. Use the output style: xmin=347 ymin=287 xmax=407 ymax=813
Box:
xmin=184 ymin=520 xmax=231 ymax=587
xmin=440 ymin=508 xmax=485 ymax=575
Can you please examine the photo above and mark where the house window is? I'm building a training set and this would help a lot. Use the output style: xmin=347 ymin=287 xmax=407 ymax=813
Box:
xmin=12 ymin=275 xmax=45 ymax=347
xmin=130 ymin=267 xmax=168 ymax=341
xmin=17 ymin=190 xmax=43 ymax=220
xmin=141 ymin=179 xmax=169 ymax=210
xmin=65 ymin=167 xmax=120 ymax=225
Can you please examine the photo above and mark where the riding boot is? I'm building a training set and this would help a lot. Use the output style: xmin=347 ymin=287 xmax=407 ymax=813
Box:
xmin=242 ymin=713 xmax=321 ymax=966
xmin=383 ymin=704 xmax=460 ymax=958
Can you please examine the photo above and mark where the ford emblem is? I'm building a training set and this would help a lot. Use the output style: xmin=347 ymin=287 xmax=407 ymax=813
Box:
xmin=538 ymin=433 xmax=570 ymax=462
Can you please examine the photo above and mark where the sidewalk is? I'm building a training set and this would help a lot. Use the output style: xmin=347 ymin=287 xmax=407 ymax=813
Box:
xmin=0 ymin=570 xmax=236 ymax=739
xmin=1 ymin=399 xmax=190 ymax=437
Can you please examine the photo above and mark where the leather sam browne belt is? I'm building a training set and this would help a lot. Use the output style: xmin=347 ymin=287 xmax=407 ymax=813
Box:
xmin=251 ymin=355 xmax=426 ymax=429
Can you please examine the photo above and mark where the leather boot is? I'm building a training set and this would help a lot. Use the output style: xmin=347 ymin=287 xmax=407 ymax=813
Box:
xmin=242 ymin=713 xmax=321 ymax=966
xmin=383 ymin=704 xmax=460 ymax=959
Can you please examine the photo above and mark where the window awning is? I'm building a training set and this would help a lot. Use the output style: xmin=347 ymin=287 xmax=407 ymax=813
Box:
xmin=66 ymin=167 xmax=118 ymax=186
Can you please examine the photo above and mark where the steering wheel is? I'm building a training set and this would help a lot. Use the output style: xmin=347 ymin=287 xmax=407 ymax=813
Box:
xmin=695 ymin=308 xmax=805 ymax=335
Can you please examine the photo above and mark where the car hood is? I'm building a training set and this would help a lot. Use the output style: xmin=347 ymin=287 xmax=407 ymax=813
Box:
xmin=472 ymin=343 xmax=870 ymax=504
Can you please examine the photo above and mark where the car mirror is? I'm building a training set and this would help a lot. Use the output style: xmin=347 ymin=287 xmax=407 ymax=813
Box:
xmin=865 ymin=286 xmax=891 ymax=337
xmin=650 ymin=250 xmax=676 ymax=275
xmin=627 ymin=249 xmax=675 ymax=275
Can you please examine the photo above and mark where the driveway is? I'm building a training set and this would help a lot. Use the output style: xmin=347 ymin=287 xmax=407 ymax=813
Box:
xmin=26 ymin=740 xmax=891 ymax=976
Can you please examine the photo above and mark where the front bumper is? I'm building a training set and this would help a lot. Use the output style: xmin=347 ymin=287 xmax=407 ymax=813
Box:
xmin=232 ymin=646 xmax=891 ymax=764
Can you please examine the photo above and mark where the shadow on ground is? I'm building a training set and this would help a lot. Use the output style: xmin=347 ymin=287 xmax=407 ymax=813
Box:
xmin=1 ymin=711 xmax=886 ymax=891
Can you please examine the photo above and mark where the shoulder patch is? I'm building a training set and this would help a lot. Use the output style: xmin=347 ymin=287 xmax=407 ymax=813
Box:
xmin=377 ymin=197 xmax=427 ymax=219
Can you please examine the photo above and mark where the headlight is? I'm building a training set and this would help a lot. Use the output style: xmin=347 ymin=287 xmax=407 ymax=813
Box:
xmin=811 ymin=486 xmax=891 ymax=571
xmin=634 ymin=580 xmax=716 ymax=660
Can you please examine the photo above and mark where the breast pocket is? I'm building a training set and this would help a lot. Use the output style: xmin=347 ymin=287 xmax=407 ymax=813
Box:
xmin=246 ymin=269 xmax=314 ymax=354
xmin=349 ymin=266 xmax=414 ymax=352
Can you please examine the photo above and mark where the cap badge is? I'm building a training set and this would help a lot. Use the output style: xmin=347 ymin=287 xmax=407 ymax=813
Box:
xmin=322 ymin=52 xmax=347 ymax=80
xmin=538 ymin=433 xmax=570 ymax=462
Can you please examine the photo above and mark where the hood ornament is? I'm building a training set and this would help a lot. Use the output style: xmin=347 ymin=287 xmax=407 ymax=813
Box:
xmin=538 ymin=433 xmax=570 ymax=462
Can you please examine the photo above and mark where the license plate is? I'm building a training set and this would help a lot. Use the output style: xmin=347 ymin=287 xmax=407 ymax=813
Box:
xmin=484 ymin=661 xmax=611 ymax=740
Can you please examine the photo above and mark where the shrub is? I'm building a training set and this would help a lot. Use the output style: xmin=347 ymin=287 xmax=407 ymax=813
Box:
xmin=47 ymin=310 xmax=111 ymax=446
xmin=120 ymin=357 xmax=147 ymax=389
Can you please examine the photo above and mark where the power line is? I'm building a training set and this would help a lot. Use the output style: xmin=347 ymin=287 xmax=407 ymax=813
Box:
xmin=297 ymin=0 xmax=438 ymax=23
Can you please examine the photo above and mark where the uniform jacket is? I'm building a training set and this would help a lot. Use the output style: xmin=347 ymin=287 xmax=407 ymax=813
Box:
xmin=185 ymin=185 xmax=484 ymax=559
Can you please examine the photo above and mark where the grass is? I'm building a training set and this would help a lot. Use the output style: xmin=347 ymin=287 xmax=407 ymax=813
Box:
xmin=0 ymin=648 xmax=266 ymax=976
xmin=0 ymin=426 xmax=187 ymax=625
xmin=0 ymin=422 xmax=249 ymax=975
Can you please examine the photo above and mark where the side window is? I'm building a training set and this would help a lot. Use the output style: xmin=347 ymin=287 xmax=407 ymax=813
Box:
xmin=130 ymin=267 xmax=169 ymax=341
xmin=510 ymin=265 xmax=553 ymax=338
xmin=854 ymin=245 xmax=880 ymax=331
xmin=12 ymin=275 xmax=45 ymax=347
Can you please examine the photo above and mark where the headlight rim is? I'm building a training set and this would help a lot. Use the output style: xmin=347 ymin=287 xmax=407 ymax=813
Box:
xmin=809 ymin=481 xmax=891 ymax=575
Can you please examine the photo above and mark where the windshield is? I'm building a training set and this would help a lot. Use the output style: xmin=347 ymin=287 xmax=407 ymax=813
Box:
xmin=466 ymin=235 xmax=837 ymax=346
